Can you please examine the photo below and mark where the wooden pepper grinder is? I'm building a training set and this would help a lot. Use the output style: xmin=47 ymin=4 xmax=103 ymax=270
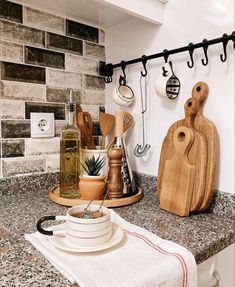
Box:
xmin=107 ymin=147 xmax=124 ymax=199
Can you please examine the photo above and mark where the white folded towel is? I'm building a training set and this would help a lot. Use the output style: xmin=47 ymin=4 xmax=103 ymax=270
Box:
xmin=25 ymin=210 xmax=197 ymax=287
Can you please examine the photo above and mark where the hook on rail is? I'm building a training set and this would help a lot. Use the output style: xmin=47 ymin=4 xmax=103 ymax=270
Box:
xmin=163 ymin=49 xmax=169 ymax=63
xmin=119 ymin=60 xmax=127 ymax=85
xmin=141 ymin=55 xmax=148 ymax=77
xmin=201 ymin=39 xmax=209 ymax=66
xmin=100 ymin=63 xmax=113 ymax=83
xmin=232 ymin=31 xmax=235 ymax=48
xmin=187 ymin=43 xmax=195 ymax=68
xmin=220 ymin=33 xmax=228 ymax=62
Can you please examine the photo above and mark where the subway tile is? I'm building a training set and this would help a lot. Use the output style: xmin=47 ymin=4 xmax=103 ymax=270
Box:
xmin=92 ymin=122 xmax=101 ymax=136
xmin=46 ymin=153 xmax=60 ymax=172
xmin=1 ymin=120 xmax=30 ymax=138
xmin=84 ymin=74 xmax=105 ymax=91
xmin=0 ymin=0 xmax=22 ymax=23
xmin=0 ymin=19 xmax=45 ymax=47
xmin=81 ymin=104 xmax=100 ymax=122
xmin=0 ymin=99 xmax=25 ymax=119
xmin=55 ymin=120 xmax=66 ymax=137
xmin=0 ymin=40 xmax=23 ymax=63
xmin=2 ymin=139 xmax=25 ymax=157
xmin=99 ymin=106 xmax=105 ymax=113
xmin=99 ymin=29 xmax=105 ymax=45
xmin=46 ymin=87 xmax=82 ymax=103
xmin=66 ymin=19 xmax=98 ymax=43
xmin=98 ymin=61 xmax=106 ymax=76
xmin=1 ymin=62 xmax=46 ymax=84
xmin=84 ymin=42 xmax=105 ymax=59
xmin=93 ymin=135 xmax=102 ymax=147
xmin=46 ymin=68 xmax=82 ymax=89
xmin=65 ymin=54 xmax=98 ymax=74
xmin=47 ymin=32 xmax=82 ymax=55
xmin=24 ymin=7 xmax=64 ymax=34
xmin=2 ymin=156 xmax=46 ymax=177
xmin=82 ymin=90 xmax=105 ymax=105
xmin=25 ymin=46 xmax=65 ymax=69
xmin=25 ymin=102 xmax=65 ymax=120
xmin=25 ymin=137 xmax=60 ymax=156
xmin=0 ymin=81 xmax=46 ymax=101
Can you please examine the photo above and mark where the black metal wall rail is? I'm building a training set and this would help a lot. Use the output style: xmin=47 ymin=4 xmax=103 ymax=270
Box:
xmin=101 ymin=31 xmax=235 ymax=83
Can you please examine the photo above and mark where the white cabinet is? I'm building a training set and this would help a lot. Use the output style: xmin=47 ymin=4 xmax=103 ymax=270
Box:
xmin=14 ymin=0 xmax=165 ymax=28
xmin=198 ymin=243 xmax=235 ymax=287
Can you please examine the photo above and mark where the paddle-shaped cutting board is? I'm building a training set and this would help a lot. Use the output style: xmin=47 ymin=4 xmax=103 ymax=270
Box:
xmin=157 ymin=97 xmax=207 ymax=212
xmin=160 ymin=126 xmax=195 ymax=216
xmin=191 ymin=82 xmax=218 ymax=211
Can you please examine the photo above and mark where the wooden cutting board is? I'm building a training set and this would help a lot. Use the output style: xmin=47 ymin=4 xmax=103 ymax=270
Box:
xmin=160 ymin=126 xmax=195 ymax=216
xmin=191 ymin=82 xmax=218 ymax=211
xmin=182 ymin=98 xmax=207 ymax=212
xmin=157 ymin=97 xmax=207 ymax=212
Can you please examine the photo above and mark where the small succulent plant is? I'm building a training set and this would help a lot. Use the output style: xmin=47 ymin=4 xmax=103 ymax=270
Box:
xmin=81 ymin=154 xmax=106 ymax=176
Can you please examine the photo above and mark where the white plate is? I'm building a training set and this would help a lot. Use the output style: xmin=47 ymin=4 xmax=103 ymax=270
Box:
xmin=48 ymin=223 xmax=124 ymax=253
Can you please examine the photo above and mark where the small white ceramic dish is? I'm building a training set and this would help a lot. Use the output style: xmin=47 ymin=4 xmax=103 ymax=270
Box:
xmin=48 ymin=223 xmax=124 ymax=253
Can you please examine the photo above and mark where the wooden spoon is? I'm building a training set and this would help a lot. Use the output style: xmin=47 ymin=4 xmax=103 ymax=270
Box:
xmin=77 ymin=112 xmax=96 ymax=149
xmin=99 ymin=112 xmax=115 ymax=149
xmin=106 ymin=111 xmax=134 ymax=150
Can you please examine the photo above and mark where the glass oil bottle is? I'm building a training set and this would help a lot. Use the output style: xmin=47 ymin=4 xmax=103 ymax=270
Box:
xmin=60 ymin=91 xmax=81 ymax=198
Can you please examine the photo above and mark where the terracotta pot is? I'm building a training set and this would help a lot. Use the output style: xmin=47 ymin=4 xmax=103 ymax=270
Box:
xmin=79 ymin=175 xmax=106 ymax=200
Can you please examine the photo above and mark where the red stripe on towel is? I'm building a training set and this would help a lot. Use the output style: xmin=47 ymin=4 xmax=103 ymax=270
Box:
xmin=124 ymin=230 xmax=188 ymax=287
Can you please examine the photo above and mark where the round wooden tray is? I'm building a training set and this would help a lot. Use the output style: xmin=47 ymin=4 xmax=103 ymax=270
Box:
xmin=49 ymin=185 xmax=143 ymax=207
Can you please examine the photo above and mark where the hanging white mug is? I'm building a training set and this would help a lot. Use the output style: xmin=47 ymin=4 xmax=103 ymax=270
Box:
xmin=112 ymin=76 xmax=135 ymax=106
xmin=154 ymin=61 xmax=181 ymax=100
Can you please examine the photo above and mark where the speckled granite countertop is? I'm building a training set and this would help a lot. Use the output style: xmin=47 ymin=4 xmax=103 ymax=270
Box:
xmin=0 ymin=172 xmax=235 ymax=287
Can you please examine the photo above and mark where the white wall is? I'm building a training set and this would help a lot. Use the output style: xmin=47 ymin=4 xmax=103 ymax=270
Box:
xmin=105 ymin=0 xmax=234 ymax=193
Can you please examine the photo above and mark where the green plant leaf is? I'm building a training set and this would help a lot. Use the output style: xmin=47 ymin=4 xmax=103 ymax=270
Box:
xmin=81 ymin=153 xmax=106 ymax=176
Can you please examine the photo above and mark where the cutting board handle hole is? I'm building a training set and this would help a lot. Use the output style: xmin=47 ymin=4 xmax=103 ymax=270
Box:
xmin=196 ymin=86 xmax=201 ymax=92
xmin=178 ymin=132 xmax=186 ymax=142
xmin=187 ymin=101 xmax=192 ymax=107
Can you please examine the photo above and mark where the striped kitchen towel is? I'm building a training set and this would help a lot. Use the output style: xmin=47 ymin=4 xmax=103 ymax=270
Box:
xmin=25 ymin=209 xmax=197 ymax=287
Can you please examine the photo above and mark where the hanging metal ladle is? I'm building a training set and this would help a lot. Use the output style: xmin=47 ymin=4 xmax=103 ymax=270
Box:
xmin=134 ymin=56 xmax=151 ymax=157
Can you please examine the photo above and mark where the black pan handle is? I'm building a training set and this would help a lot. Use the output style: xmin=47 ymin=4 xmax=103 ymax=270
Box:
xmin=36 ymin=216 xmax=56 ymax=236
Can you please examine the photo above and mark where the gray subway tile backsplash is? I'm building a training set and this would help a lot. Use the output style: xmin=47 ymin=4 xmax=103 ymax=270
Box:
xmin=0 ymin=19 xmax=45 ymax=47
xmin=85 ymin=74 xmax=105 ymax=90
xmin=25 ymin=102 xmax=65 ymax=120
xmin=1 ymin=120 xmax=30 ymax=138
xmin=0 ymin=1 xmax=106 ymax=178
xmin=2 ymin=139 xmax=25 ymax=157
xmin=2 ymin=156 xmax=46 ymax=177
xmin=84 ymin=42 xmax=105 ymax=59
xmin=46 ymin=87 xmax=82 ymax=103
xmin=0 ymin=40 xmax=23 ymax=63
xmin=25 ymin=46 xmax=65 ymax=69
xmin=47 ymin=32 xmax=83 ymax=55
xmin=0 ymin=81 xmax=46 ymax=101
xmin=1 ymin=61 xmax=46 ymax=84
xmin=92 ymin=122 xmax=101 ymax=136
xmin=66 ymin=19 xmax=99 ymax=43
xmin=0 ymin=0 xmax=23 ymax=23
xmin=24 ymin=7 xmax=65 ymax=34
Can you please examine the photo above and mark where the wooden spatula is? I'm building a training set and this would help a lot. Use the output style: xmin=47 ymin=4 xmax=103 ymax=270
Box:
xmin=99 ymin=112 xmax=115 ymax=149
xmin=106 ymin=111 xmax=134 ymax=150
xmin=77 ymin=112 xmax=96 ymax=149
